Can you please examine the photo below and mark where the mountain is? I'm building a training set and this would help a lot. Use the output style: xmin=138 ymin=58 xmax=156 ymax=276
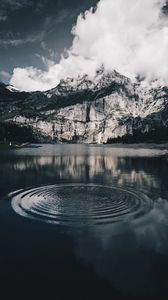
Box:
xmin=0 ymin=69 xmax=168 ymax=144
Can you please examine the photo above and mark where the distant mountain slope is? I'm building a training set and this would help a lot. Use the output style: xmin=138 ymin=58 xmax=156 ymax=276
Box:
xmin=0 ymin=69 xmax=168 ymax=143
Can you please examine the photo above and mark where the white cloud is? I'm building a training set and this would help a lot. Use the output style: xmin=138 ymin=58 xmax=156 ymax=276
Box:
xmin=10 ymin=0 xmax=168 ymax=91
xmin=0 ymin=15 xmax=7 ymax=22
xmin=0 ymin=0 xmax=33 ymax=11
xmin=0 ymin=70 xmax=11 ymax=82
xmin=11 ymin=66 xmax=61 ymax=91
xmin=0 ymin=32 xmax=45 ymax=47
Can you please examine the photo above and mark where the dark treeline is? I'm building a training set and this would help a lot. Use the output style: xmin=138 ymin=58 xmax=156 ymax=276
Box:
xmin=106 ymin=128 xmax=168 ymax=144
xmin=0 ymin=122 xmax=36 ymax=143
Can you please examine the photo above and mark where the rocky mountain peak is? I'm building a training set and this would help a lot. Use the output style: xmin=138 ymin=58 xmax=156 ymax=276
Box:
xmin=0 ymin=69 xmax=168 ymax=144
xmin=45 ymin=67 xmax=132 ymax=98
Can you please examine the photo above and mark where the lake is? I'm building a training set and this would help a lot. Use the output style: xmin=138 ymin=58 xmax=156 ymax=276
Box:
xmin=0 ymin=144 xmax=168 ymax=299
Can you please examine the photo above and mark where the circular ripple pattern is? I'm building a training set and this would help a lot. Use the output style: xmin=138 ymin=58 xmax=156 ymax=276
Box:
xmin=10 ymin=184 xmax=152 ymax=226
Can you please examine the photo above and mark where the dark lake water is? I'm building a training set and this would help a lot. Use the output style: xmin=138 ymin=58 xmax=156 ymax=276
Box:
xmin=0 ymin=144 xmax=168 ymax=299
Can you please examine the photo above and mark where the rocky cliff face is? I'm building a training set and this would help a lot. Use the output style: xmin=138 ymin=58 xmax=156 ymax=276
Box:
xmin=0 ymin=69 xmax=168 ymax=143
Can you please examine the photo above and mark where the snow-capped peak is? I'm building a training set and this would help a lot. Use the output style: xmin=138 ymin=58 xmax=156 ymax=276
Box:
xmin=45 ymin=68 xmax=131 ymax=98
xmin=6 ymin=85 xmax=21 ymax=93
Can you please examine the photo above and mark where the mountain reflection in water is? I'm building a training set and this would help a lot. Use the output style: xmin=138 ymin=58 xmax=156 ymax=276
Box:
xmin=0 ymin=144 xmax=168 ymax=300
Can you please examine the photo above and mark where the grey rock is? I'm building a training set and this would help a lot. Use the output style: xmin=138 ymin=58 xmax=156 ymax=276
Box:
xmin=0 ymin=69 xmax=168 ymax=143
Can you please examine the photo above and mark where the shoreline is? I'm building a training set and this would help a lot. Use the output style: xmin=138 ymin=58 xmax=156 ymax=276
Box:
xmin=0 ymin=142 xmax=168 ymax=151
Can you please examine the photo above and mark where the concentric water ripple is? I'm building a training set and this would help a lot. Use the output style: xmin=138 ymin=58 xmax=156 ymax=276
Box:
xmin=10 ymin=184 xmax=152 ymax=226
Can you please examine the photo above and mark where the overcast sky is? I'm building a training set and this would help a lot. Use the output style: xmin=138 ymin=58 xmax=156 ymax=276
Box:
xmin=0 ymin=0 xmax=168 ymax=91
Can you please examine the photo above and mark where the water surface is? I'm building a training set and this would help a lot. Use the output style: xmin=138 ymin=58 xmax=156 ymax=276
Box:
xmin=0 ymin=144 xmax=168 ymax=299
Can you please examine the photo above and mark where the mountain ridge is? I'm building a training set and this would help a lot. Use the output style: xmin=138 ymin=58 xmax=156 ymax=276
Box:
xmin=0 ymin=69 xmax=168 ymax=144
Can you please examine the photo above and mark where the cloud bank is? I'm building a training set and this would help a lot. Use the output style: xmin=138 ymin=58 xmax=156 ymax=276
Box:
xmin=10 ymin=0 xmax=168 ymax=91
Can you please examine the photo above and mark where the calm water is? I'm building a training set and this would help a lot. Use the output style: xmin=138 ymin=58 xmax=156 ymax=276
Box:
xmin=0 ymin=144 xmax=168 ymax=299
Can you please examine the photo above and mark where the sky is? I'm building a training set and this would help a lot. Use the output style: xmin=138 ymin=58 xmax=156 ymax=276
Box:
xmin=0 ymin=0 xmax=168 ymax=91
xmin=0 ymin=0 xmax=97 ymax=84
